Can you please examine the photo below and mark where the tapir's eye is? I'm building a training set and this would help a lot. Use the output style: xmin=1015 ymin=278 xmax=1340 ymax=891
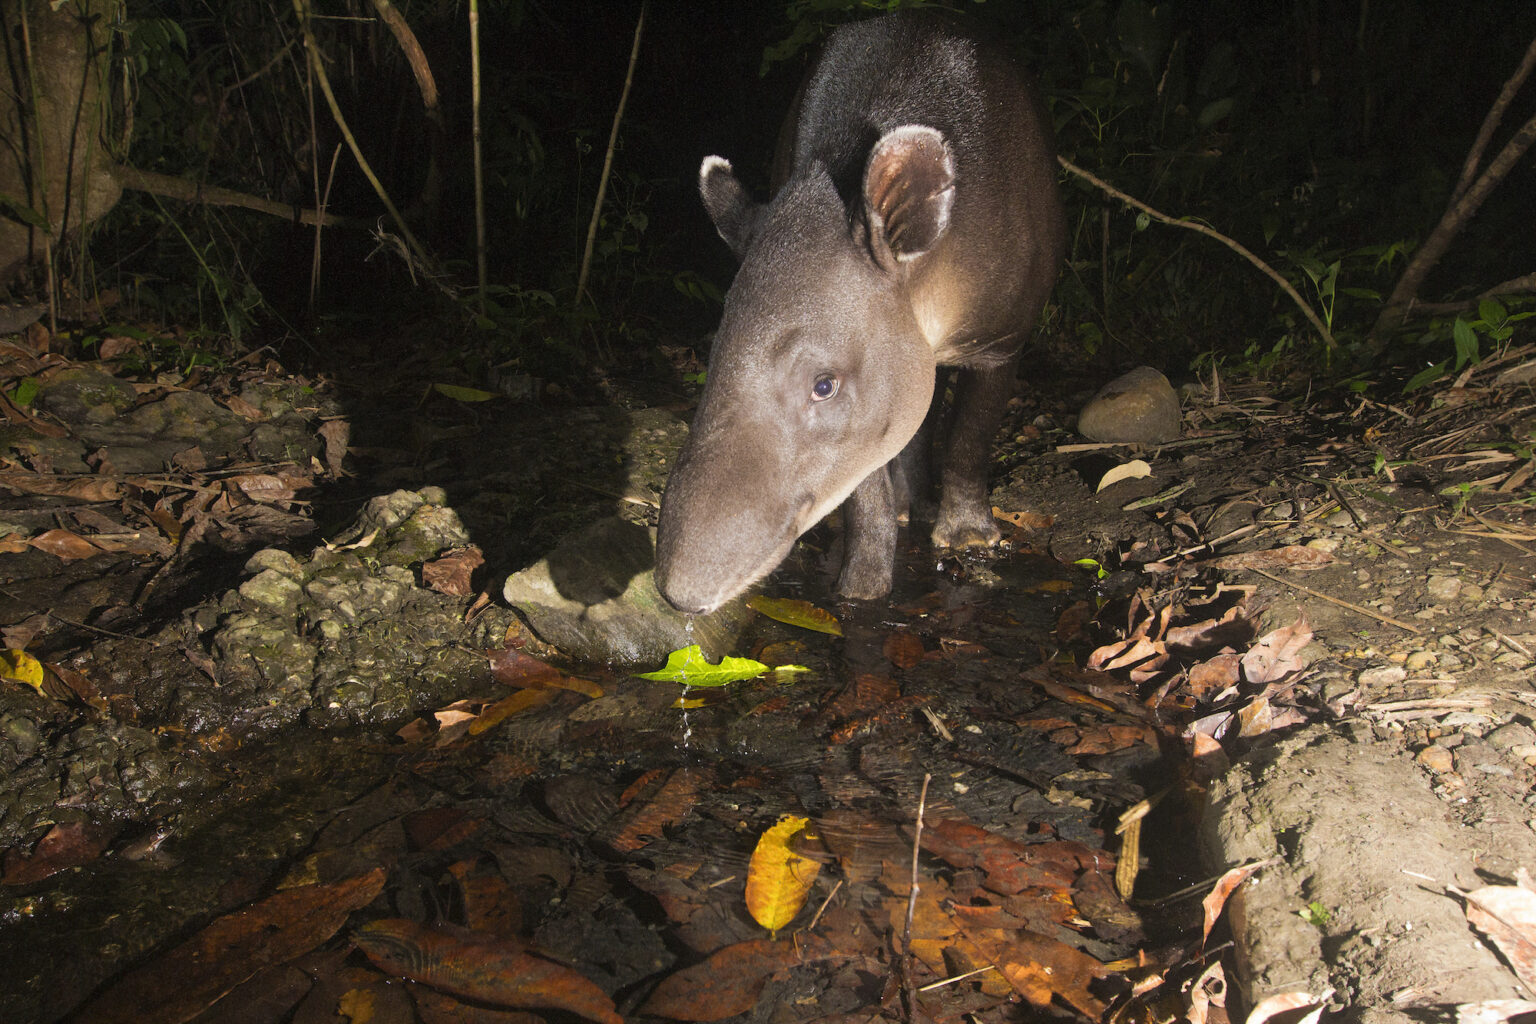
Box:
xmin=811 ymin=374 xmax=840 ymax=401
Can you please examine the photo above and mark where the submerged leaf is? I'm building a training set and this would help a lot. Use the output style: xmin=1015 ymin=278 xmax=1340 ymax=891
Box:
xmin=356 ymin=919 xmax=621 ymax=1024
xmin=746 ymin=595 xmax=842 ymax=635
xmin=636 ymin=645 xmax=772 ymax=687
xmin=745 ymin=815 xmax=821 ymax=935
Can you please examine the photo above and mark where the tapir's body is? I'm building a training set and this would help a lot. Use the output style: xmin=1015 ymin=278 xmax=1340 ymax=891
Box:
xmin=656 ymin=12 xmax=1064 ymax=614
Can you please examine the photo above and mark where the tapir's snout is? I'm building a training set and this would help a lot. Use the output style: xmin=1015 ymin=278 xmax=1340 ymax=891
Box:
xmin=655 ymin=420 xmax=815 ymax=613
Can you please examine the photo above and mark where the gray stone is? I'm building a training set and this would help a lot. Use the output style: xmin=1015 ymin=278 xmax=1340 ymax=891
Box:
xmin=33 ymin=366 xmax=136 ymax=424
xmin=503 ymin=516 xmax=752 ymax=666
xmin=1077 ymin=366 xmax=1181 ymax=444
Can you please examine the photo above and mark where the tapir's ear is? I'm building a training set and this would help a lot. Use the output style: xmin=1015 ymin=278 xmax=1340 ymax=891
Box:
xmin=863 ymin=125 xmax=955 ymax=267
xmin=700 ymin=156 xmax=762 ymax=260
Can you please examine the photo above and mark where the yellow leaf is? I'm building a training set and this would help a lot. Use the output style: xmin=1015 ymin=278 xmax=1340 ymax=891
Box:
xmin=0 ymin=649 xmax=45 ymax=693
xmin=747 ymin=596 xmax=842 ymax=636
xmin=745 ymin=815 xmax=821 ymax=936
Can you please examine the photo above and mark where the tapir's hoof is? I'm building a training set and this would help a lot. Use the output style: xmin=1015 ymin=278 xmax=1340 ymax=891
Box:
xmin=836 ymin=562 xmax=894 ymax=601
xmin=931 ymin=510 xmax=1002 ymax=551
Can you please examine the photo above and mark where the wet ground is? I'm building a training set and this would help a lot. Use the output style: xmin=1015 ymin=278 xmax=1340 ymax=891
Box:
xmin=1 ymin=324 xmax=1534 ymax=1023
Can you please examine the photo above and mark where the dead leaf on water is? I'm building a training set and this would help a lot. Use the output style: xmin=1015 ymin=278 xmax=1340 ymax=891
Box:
xmin=744 ymin=815 xmax=822 ymax=935
xmin=71 ymin=869 xmax=385 ymax=1024
xmin=355 ymin=918 xmax=621 ymax=1024
xmin=1 ymin=820 xmax=115 ymax=886
xmin=746 ymin=595 xmax=842 ymax=635
xmin=640 ymin=935 xmax=837 ymax=1022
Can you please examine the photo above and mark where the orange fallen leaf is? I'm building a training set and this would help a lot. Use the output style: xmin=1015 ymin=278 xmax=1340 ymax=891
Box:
xmin=29 ymin=528 xmax=103 ymax=561
xmin=883 ymin=631 xmax=925 ymax=668
xmin=356 ymin=919 xmax=621 ymax=1024
xmin=1 ymin=820 xmax=115 ymax=885
xmin=1203 ymin=859 xmax=1277 ymax=944
xmin=640 ymin=936 xmax=836 ymax=1021
xmin=423 ymin=546 xmax=485 ymax=596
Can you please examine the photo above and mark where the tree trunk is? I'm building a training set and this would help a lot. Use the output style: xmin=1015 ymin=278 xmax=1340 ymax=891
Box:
xmin=0 ymin=0 xmax=124 ymax=288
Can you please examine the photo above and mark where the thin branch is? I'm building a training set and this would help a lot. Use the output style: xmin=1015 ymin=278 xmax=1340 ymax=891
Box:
xmin=1452 ymin=33 xmax=1536 ymax=204
xmin=1372 ymin=33 xmax=1536 ymax=343
xmin=290 ymin=0 xmax=430 ymax=269
xmin=113 ymin=164 xmax=349 ymax=227
xmin=1059 ymin=156 xmax=1335 ymax=346
xmin=470 ymin=0 xmax=486 ymax=314
xmin=575 ymin=1 xmax=646 ymax=313
xmin=1407 ymin=272 xmax=1536 ymax=316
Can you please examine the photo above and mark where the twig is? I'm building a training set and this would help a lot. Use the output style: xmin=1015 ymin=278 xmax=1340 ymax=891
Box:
xmin=1373 ymin=32 xmax=1536 ymax=341
xmin=1059 ymin=157 xmax=1334 ymax=346
xmin=900 ymin=773 xmax=932 ymax=1024
xmin=0 ymin=589 xmax=161 ymax=646
xmin=291 ymin=0 xmax=430 ymax=268
xmin=1246 ymin=566 xmax=1423 ymax=634
xmin=576 ymin=2 xmax=647 ymax=313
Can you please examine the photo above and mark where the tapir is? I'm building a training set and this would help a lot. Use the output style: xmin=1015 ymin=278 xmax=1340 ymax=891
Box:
xmin=655 ymin=11 xmax=1065 ymax=614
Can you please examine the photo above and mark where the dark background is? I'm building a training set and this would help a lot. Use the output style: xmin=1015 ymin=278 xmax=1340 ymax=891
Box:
xmin=71 ymin=0 xmax=1536 ymax=382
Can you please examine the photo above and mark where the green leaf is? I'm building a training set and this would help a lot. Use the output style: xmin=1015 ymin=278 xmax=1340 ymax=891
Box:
xmin=1403 ymin=359 xmax=1448 ymax=394
xmin=746 ymin=595 xmax=842 ymax=636
xmin=432 ymin=382 xmax=499 ymax=403
xmin=11 ymin=377 xmax=39 ymax=407
xmin=1452 ymin=317 xmax=1479 ymax=370
xmin=0 ymin=190 xmax=50 ymax=231
xmin=637 ymin=645 xmax=779 ymax=687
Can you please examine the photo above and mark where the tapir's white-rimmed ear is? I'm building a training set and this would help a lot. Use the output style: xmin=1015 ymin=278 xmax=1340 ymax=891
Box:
xmin=700 ymin=156 xmax=762 ymax=260
xmin=863 ymin=125 xmax=955 ymax=267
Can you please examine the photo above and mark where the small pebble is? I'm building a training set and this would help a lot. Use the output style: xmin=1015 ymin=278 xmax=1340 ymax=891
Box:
xmin=1426 ymin=576 xmax=1463 ymax=603
xmin=1487 ymin=722 xmax=1536 ymax=750
xmin=1404 ymin=650 xmax=1437 ymax=672
xmin=1307 ymin=537 xmax=1341 ymax=554
xmin=1416 ymin=745 xmax=1455 ymax=774
xmin=1358 ymin=665 xmax=1408 ymax=687
xmin=1326 ymin=510 xmax=1355 ymax=528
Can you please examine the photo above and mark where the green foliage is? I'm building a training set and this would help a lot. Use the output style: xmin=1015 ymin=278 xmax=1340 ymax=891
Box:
xmin=1402 ymin=299 xmax=1536 ymax=394
xmin=1296 ymin=901 xmax=1331 ymax=928
xmin=636 ymin=645 xmax=809 ymax=687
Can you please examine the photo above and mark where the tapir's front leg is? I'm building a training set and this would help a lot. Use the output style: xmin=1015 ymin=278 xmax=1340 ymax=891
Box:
xmin=837 ymin=464 xmax=899 ymax=600
xmin=932 ymin=352 xmax=1020 ymax=550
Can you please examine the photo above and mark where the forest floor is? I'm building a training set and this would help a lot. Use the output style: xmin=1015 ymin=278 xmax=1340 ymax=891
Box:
xmin=0 ymin=317 xmax=1534 ymax=1024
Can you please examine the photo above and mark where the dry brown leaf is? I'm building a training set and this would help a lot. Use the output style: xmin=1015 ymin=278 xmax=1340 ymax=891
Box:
xmin=1462 ymin=880 xmax=1536 ymax=994
xmin=640 ymin=936 xmax=836 ymax=1022
xmin=1241 ymin=618 xmax=1312 ymax=686
xmin=422 ymin=546 xmax=485 ymax=596
xmin=1 ymin=821 xmax=115 ymax=885
xmin=28 ymin=528 xmax=103 ymax=561
xmin=355 ymin=919 xmax=621 ymax=1024
xmin=1244 ymin=988 xmax=1332 ymax=1024
xmin=1202 ymin=860 xmax=1275 ymax=944
xmin=883 ymin=630 xmax=926 ymax=668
